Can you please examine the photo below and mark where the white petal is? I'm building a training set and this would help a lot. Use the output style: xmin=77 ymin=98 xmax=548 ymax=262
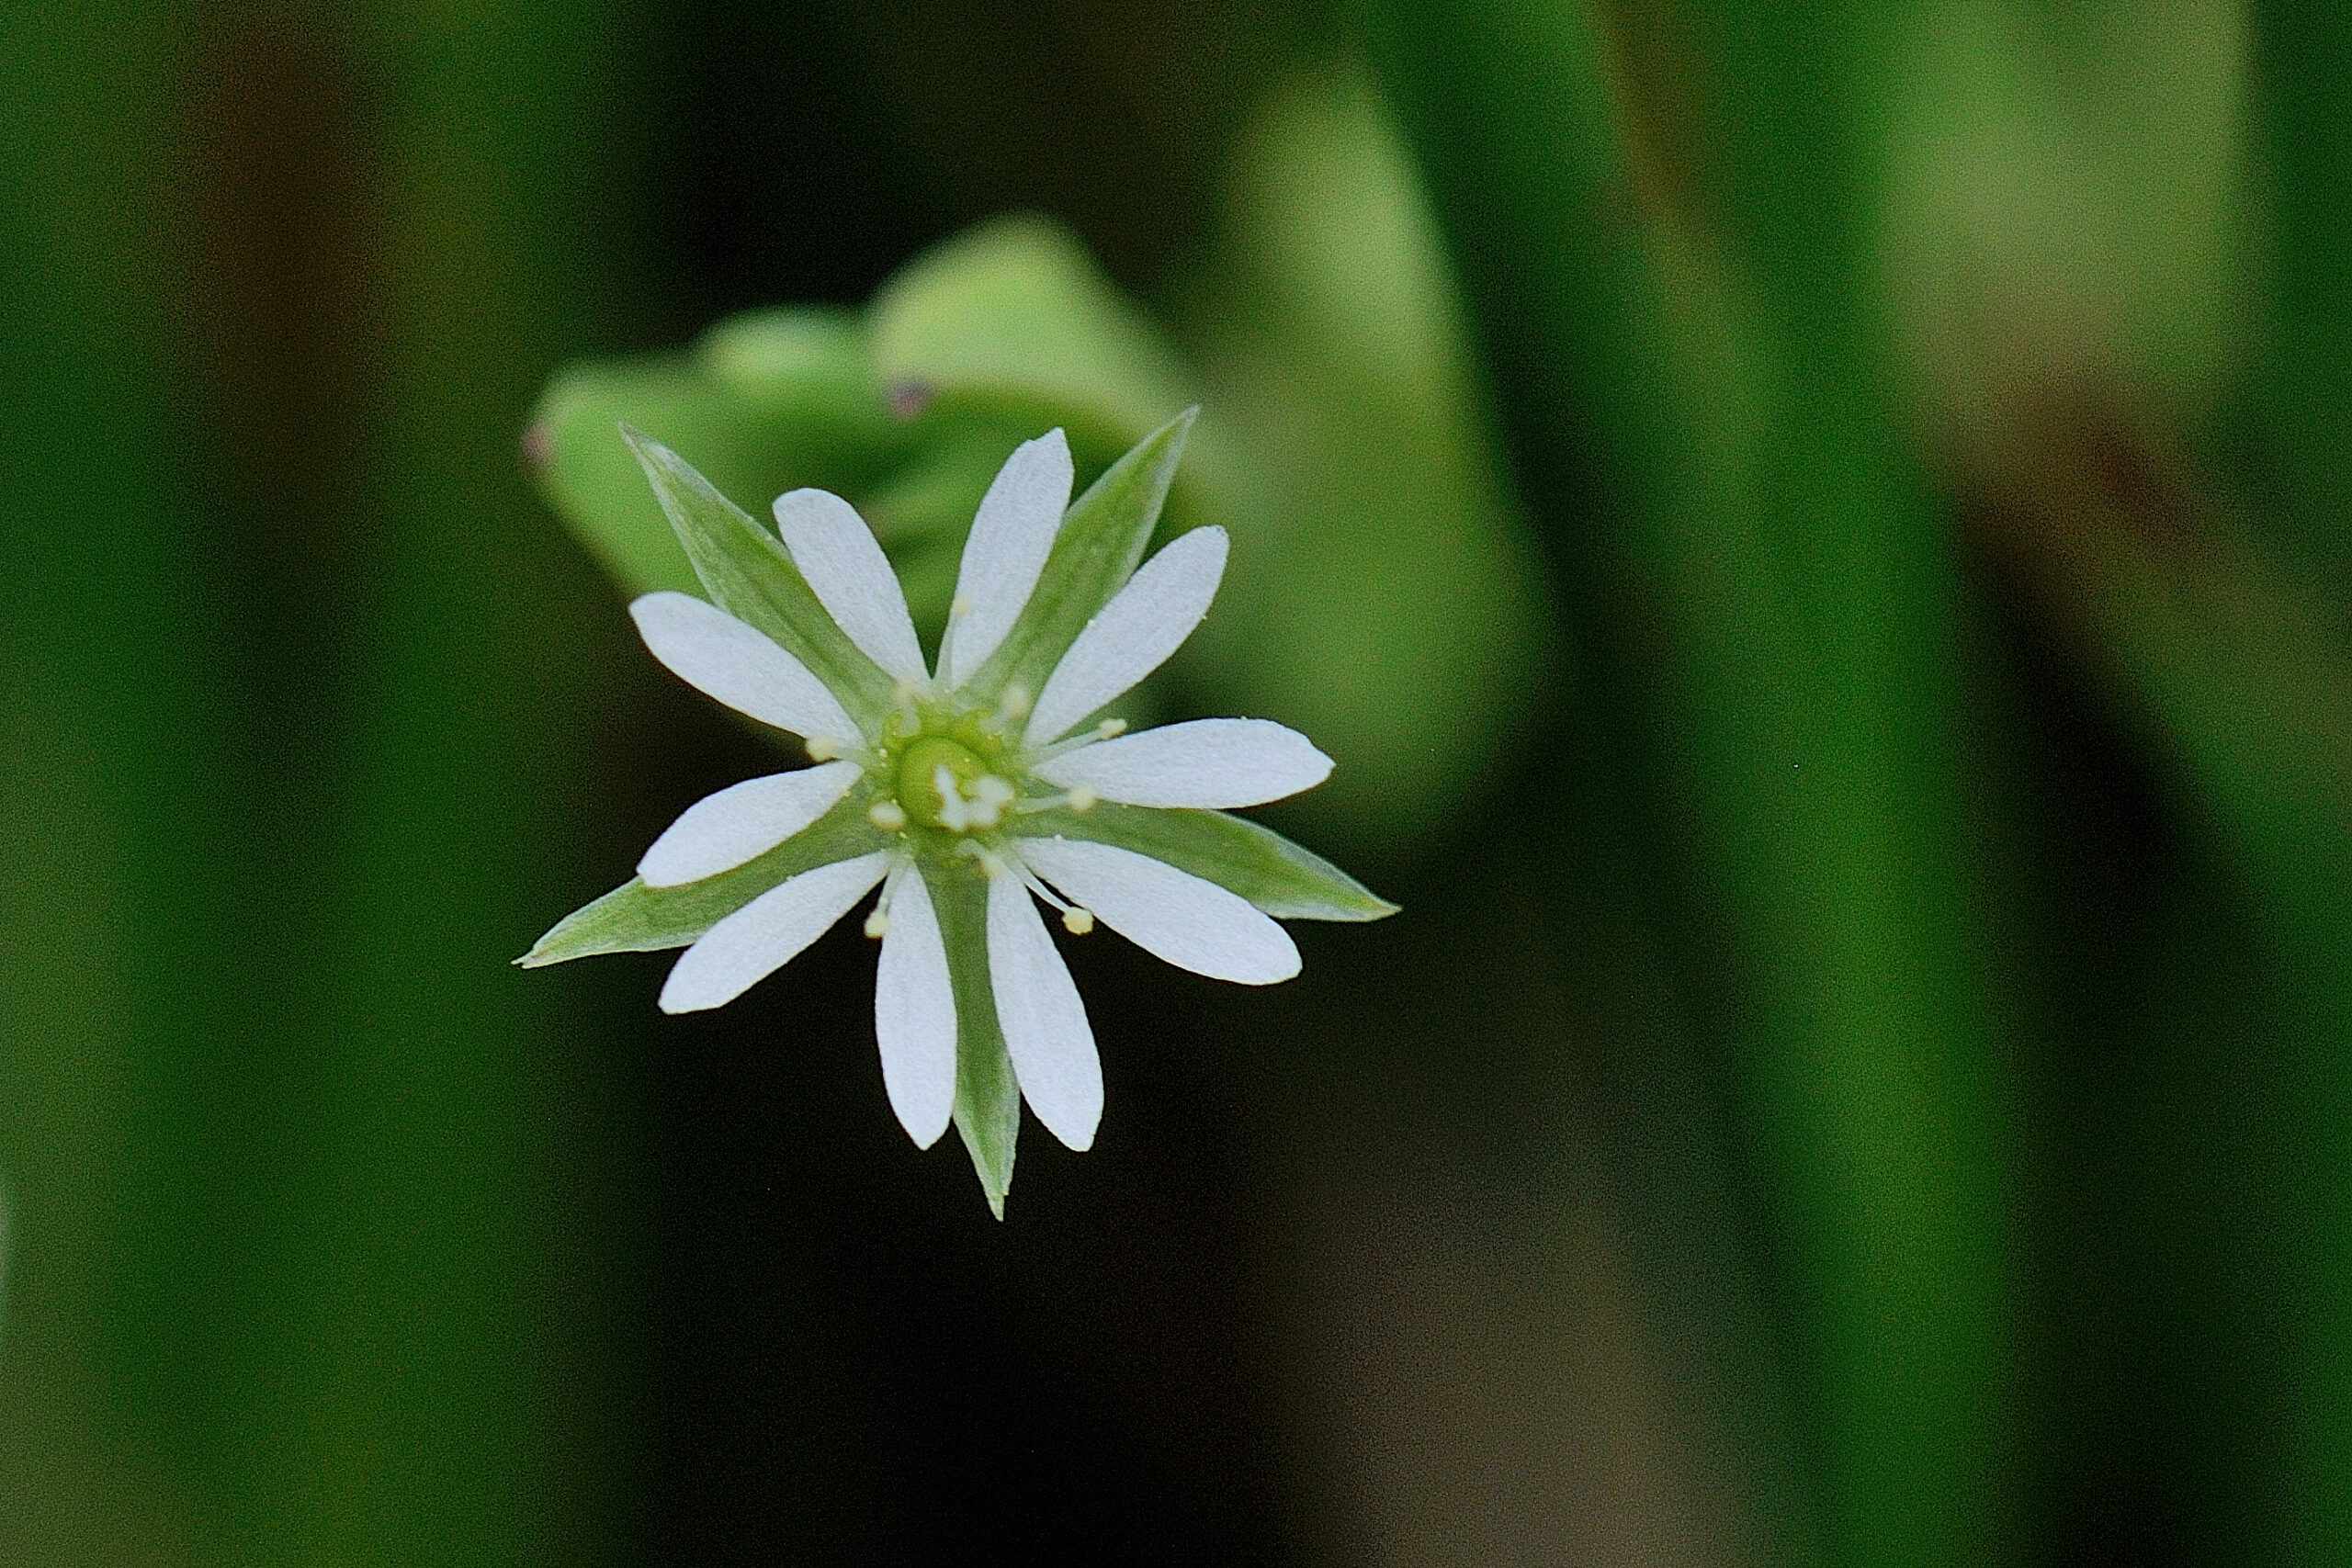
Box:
xmin=1034 ymin=717 xmax=1330 ymax=808
xmin=1023 ymin=525 xmax=1227 ymax=744
xmin=875 ymin=862 xmax=956 ymax=1148
xmin=944 ymin=429 xmax=1072 ymax=688
xmin=658 ymin=851 xmax=889 ymax=1013
xmin=1016 ymin=837 xmax=1299 ymax=985
xmin=986 ymin=866 xmax=1101 ymax=1150
xmin=631 ymin=591 xmax=860 ymax=742
xmin=636 ymin=761 xmax=862 ymax=887
xmin=772 ymin=488 xmax=926 ymax=683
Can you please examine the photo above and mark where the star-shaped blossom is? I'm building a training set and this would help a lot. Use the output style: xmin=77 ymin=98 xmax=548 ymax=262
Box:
xmin=525 ymin=412 xmax=1395 ymax=1213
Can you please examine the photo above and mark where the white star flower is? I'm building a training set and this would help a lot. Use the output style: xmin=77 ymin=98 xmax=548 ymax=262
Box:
xmin=525 ymin=412 xmax=1395 ymax=1213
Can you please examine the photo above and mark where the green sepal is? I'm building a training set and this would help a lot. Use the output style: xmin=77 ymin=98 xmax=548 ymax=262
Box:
xmin=928 ymin=862 xmax=1019 ymax=1215
xmin=620 ymin=425 xmax=899 ymax=719
xmin=516 ymin=791 xmax=890 ymax=966
xmin=1018 ymin=803 xmax=1398 ymax=921
xmin=965 ymin=409 xmax=1196 ymax=705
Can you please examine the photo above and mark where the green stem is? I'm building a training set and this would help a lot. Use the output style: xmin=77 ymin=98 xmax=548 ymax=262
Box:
xmin=1362 ymin=2 xmax=2017 ymax=1562
xmin=2245 ymin=0 xmax=2352 ymax=590
xmin=2231 ymin=5 xmax=2352 ymax=1551
xmin=228 ymin=3 xmax=639 ymax=1560
xmin=1982 ymin=415 xmax=2352 ymax=1560
xmin=0 ymin=1 xmax=247 ymax=1557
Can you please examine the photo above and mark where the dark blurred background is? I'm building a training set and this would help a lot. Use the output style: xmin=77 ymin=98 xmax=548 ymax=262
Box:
xmin=0 ymin=4 xmax=1655 ymax=1562
xmin=7 ymin=0 xmax=2352 ymax=1563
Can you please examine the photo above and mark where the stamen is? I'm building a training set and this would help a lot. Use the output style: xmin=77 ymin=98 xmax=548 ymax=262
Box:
xmin=1006 ymin=859 xmax=1094 ymax=935
xmin=867 ymin=798 xmax=907 ymax=831
xmin=805 ymin=735 xmax=842 ymax=762
xmin=1027 ymin=716 xmax=1132 ymax=766
xmin=998 ymin=683 xmax=1032 ymax=721
xmin=865 ymin=862 xmax=905 ymax=938
xmin=951 ymin=593 xmax=974 ymax=620
xmin=1011 ymin=785 xmax=1095 ymax=817
xmin=1016 ymin=867 xmax=1072 ymax=914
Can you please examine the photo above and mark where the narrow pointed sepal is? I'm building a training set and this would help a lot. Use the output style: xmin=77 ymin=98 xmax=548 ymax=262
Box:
xmin=1012 ymin=801 xmax=1397 ymax=922
xmin=620 ymin=423 xmax=897 ymax=714
xmin=930 ymin=863 xmax=1021 ymax=1212
xmin=659 ymin=852 xmax=891 ymax=1013
xmin=517 ymin=792 xmax=888 ymax=965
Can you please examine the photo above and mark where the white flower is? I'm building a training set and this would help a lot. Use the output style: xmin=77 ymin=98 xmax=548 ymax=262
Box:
xmin=526 ymin=414 xmax=1394 ymax=1213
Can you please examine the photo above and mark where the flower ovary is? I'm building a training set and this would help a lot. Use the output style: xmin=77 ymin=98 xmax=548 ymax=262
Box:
xmin=894 ymin=734 xmax=1016 ymax=833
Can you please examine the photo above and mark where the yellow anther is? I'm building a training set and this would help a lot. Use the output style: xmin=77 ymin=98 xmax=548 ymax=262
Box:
xmin=863 ymin=907 xmax=890 ymax=939
xmin=1061 ymin=907 xmax=1095 ymax=935
xmin=806 ymin=735 xmax=841 ymax=761
xmin=1067 ymin=785 xmax=1096 ymax=813
xmin=998 ymin=683 xmax=1032 ymax=720
xmin=867 ymin=798 xmax=908 ymax=831
xmin=1096 ymin=717 xmax=1127 ymax=739
xmin=951 ymin=593 xmax=974 ymax=619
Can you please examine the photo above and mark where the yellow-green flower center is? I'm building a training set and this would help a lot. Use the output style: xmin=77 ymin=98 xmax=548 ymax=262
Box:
xmin=895 ymin=734 xmax=1015 ymax=833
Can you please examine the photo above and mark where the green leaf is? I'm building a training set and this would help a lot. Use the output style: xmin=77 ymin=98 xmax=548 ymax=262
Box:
xmin=855 ymin=412 xmax=1071 ymax=646
xmin=621 ymin=425 xmax=899 ymax=718
xmin=1020 ymin=802 xmax=1398 ymax=922
xmin=928 ymin=863 xmax=1019 ymax=1215
xmin=1171 ymin=67 xmax=1555 ymax=841
xmin=966 ymin=409 xmax=1197 ymax=705
xmin=869 ymin=214 xmax=1193 ymax=457
xmin=856 ymin=418 xmax=1042 ymax=550
xmin=517 ymin=791 xmax=889 ymax=965
xmin=698 ymin=308 xmax=891 ymax=426
xmin=528 ymin=308 xmax=906 ymax=602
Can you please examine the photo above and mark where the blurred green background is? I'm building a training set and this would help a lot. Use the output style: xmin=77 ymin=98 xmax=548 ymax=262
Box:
xmin=5 ymin=0 xmax=2350 ymax=1562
